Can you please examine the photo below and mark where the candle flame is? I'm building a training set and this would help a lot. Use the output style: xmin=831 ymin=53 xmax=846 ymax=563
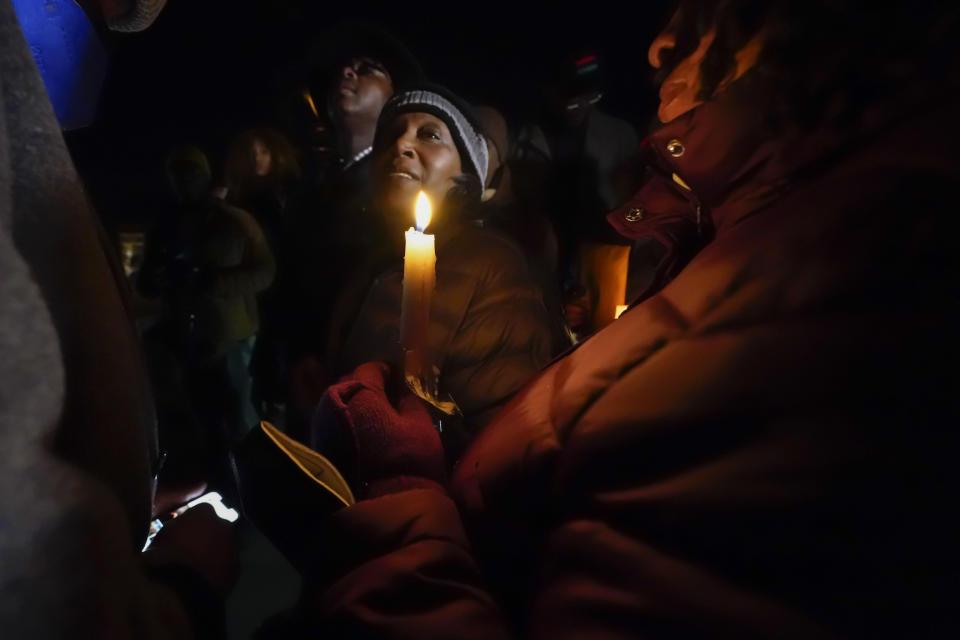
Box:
xmin=415 ymin=191 xmax=432 ymax=231
xmin=302 ymin=89 xmax=319 ymax=118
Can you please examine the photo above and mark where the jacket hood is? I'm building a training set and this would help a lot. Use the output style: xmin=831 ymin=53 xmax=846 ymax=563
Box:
xmin=607 ymin=72 xmax=959 ymax=304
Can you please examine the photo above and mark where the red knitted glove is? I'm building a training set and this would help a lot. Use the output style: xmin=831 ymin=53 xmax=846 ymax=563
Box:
xmin=309 ymin=362 xmax=446 ymax=499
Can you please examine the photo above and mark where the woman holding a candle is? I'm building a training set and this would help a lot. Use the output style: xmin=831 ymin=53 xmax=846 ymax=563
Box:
xmin=328 ymin=84 xmax=559 ymax=453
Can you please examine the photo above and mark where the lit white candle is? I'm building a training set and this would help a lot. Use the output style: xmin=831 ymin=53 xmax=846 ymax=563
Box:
xmin=400 ymin=192 xmax=436 ymax=363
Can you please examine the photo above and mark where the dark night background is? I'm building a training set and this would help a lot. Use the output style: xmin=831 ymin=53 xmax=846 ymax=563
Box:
xmin=65 ymin=0 xmax=673 ymax=232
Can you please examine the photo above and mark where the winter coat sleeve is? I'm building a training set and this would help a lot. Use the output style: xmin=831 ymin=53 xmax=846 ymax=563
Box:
xmin=208 ymin=203 xmax=276 ymax=299
xmin=441 ymin=235 xmax=554 ymax=429
xmin=299 ymin=414 xmax=835 ymax=640
xmin=306 ymin=489 xmax=513 ymax=640
xmin=306 ymin=490 xmax=799 ymax=640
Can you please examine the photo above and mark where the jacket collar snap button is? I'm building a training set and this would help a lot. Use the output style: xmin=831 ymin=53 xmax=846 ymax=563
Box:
xmin=667 ymin=139 xmax=685 ymax=157
xmin=625 ymin=207 xmax=645 ymax=222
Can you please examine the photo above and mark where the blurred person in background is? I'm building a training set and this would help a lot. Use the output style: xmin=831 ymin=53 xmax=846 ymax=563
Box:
xmin=225 ymin=128 xmax=302 ymax=256
xmin=224 ymin=128 xmax=302 ymax=425
xmin=139 ymin=145 xmax=274 ymax=476
xmin=512 ymin=47 xmax=640 ymax=336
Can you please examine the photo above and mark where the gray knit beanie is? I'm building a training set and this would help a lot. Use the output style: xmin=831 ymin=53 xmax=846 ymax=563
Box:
xmin=377 ymin=84 xmax=489 ymax=187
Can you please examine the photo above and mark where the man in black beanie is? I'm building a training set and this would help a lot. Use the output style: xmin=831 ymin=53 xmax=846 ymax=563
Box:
xmin=303 ymin=23 xmax=424 ymax=176
xmin=286 ymin=25 xmax=425 ymax=432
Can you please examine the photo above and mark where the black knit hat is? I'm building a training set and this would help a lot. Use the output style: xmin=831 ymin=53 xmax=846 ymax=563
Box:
xmin=304 ymin=22 xmax=424 ymax=98
xmin=376 ymin=83 xmax=490 ymax=187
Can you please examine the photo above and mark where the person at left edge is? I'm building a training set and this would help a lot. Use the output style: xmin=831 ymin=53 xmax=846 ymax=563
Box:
xmin=2 ymin=1 xmax=239 ymax=637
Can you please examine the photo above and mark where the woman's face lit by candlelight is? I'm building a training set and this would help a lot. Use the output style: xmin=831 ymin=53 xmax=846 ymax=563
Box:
xmin=648 ymin=12 xmax=764 ymax=123
xmin=374 ymin=112 xmax=463 ymax=225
